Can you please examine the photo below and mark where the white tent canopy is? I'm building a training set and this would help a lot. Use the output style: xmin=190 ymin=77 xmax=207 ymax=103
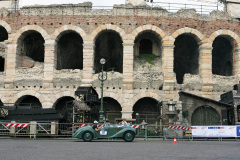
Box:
xmin=226 ymin=0 xmax=240 ymax=18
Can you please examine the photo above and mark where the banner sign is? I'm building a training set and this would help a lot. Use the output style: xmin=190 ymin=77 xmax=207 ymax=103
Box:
xmin=192 ymin=126 xmax=239 ymax=137
xmin=237 ymin=126 xmax=240 ymax=137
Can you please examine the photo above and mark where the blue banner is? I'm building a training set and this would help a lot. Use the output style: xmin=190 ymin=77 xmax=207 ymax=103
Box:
xmin=237 ymin=126 xmax=240 ymax=137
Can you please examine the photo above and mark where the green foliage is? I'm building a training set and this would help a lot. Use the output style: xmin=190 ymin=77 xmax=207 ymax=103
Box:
xmin=177 ymin=109 xmax=180 ymax=114
xmin=138 ymin=53 xmax=157 ymax=65
xmin=182 ymin=110 xmax=189 ymax=118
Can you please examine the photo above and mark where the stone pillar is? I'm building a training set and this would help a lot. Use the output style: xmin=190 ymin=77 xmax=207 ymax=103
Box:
xmin=43 ymin=40 xmax=55 ymax=88
xmin=122 ymin=43 xmax=134 ymax=90
xmin=51 ymin=121 xmax=57 ymax=135
xmin=121 ymin=111 xmax=134 ymax=119
xmin=10 ymin=121 xmax=16 ymax=134
xmin=30 ymin=121 xmax=37 ymax=136
xmin=162 ymin=42 xmax=175 ymax=91
xmin=82 ymin=43 xmax=94 ymax=85
xmin=121 ymin=43 xmax=134 ymax=120
xmin=4 ymin=44 xmax=17 ymax=88
xmin=234 ymin=46 xmax=240 ymax=79
xmin=199 ymin=45 xmax=213 ymax=98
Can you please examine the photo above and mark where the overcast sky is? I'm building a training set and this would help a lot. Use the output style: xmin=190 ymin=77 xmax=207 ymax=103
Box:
xmin=19 ymin=0 xmax=223 ymax=7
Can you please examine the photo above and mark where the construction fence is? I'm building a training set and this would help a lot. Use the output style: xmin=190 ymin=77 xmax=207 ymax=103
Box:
xmin=1 ymin=121 xmax=239 ymax=141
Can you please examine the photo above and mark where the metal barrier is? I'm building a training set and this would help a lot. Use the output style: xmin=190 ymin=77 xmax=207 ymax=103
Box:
xmin=2 ymin=122 xmax=240 ymax=141
xmin=135 ymin=125 xmax=192 ymax=140
xmin=0 ymin=121 xmax=192 ymax=140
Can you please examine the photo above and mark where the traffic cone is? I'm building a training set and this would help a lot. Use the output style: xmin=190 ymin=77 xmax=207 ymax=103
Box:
xmin=173 ymin=138 xmax=177 ymax=144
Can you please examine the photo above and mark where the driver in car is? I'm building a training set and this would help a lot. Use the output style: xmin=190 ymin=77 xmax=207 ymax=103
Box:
xmin=92 ymin=120 xmax=103 ymax=131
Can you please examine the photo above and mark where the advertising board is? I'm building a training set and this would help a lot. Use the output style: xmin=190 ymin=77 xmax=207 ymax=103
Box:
xmin=192 ymin=126 xmax=238 ymax=137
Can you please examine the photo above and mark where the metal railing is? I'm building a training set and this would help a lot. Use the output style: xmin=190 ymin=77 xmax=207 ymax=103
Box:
xmin=152 ymin=2 xmax=223 ymax=15
xmin=5 ymin=1 xmax=223 ymax=16
xmin=0 ymin=121 xmax=192 ymax=139
xmin=91 ymin=2 xmax=223 ymax=15
xmin=1 ymin=121 xmax=239 ymax=141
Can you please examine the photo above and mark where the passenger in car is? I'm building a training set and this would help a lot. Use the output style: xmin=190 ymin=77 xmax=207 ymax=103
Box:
xmin=92 ymin=120 xmax=103 ymax=131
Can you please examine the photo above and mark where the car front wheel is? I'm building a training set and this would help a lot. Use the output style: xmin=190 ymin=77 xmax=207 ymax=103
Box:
xmin=123 ymin=131 xmax=135 ymax=142
xmin=82 ymin=131 xmax=93 ymax=142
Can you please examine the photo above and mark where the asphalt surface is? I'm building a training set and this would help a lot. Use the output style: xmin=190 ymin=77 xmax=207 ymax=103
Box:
xmin=0 ymin=138 xmax=240 ymax=160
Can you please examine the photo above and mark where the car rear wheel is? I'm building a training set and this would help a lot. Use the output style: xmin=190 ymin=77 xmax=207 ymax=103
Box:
xmin=82 ymin=131 xmax=93 ymax=142
xmin=123 ymin=131 xmax=135 ymax=142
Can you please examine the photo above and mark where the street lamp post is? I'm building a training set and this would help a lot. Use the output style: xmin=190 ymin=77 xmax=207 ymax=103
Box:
xmin=98 ymin=58 xmax=114 ymax=123
xmin=166 ymin=99 xmax=177 ymax=125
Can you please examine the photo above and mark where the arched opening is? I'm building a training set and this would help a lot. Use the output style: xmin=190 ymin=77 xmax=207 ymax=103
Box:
xmin=94 ymin=30 xmax=123 ymax=73
xmin=191 ymin=106 xmax=220 ymax=125
xmin=56 ymin=31 xmax=83 ymax=70
xmin=0 ymin=57 xmax=4 ymax=72
xmin=86 ymin=97 xmax=122 ymax=123
xmin=134 ymin=31 xmax=162 ymax=64
xmin=212 ymin=36 xmax=233 ymax=76
xmin=103 ymin=97 xmax=122 ymax=123
xmin=20 ymin=31 xmax=45 ymax=63
xmin=54 ymin=96 xmax=75 ymax=123
xmin=0 ymin=26 xmax=8 ymax=42
xmin=16 ymin=95 xmax=42 ymax=109
xmin=174 ymin=34 xmax=199 ymax=84
xmin=133 ymin=97 xmax=160 ymax=124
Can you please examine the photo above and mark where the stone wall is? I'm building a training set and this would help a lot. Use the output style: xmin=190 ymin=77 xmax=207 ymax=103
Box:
xmin=212 ymin=75 xmax=238 ymax=92
xmin=0 ymin=42 xmax=6 ymax=57
xmin=133 ymin=56 xmax=163 ymax=89
xmin=92 ymin=72 xmax=123 ymax=88
xmin=182 ymin=74 xmax=202 ymax=91
xmin=14 ymin=68 xmax=43 ymax=87
xmin=0 ymin=72 xmax=5 ymax=87
xmin=53 ymin=69 xmax=82 ymax=87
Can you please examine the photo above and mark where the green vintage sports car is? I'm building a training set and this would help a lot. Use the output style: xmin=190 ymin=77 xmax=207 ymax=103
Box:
xmin=73 ymin=124 xmax=136 ymax=142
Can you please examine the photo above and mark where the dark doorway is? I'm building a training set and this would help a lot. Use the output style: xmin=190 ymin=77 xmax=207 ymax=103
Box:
xmin=54 ymin=97 xmax=75 ymax=123
xmin=94 ymin=30 xmax=123 ymax=73
xmin=174 ymin=34 xmax=199 ymax=84
xmin=0 ymin=57 xmax=4 ymax=72
xmin=0 ymin=26 xmax=8 ymax=42
xmin=212 ymin=36 xmax=233 ymax=76
xmin=139 ymin=39 xmax=153 ymax=55
xmin=133 ymin=97 xmax=160 ymax=124
xmin=16 ymin=95 xmax=42 ymax=109
xmin=21 ymin=31 xmax=45 ymax=62
xmin=103 ymin=97 xmax=122 ymax=123
xmin=57 ymin=32 xmax=83 ymax=70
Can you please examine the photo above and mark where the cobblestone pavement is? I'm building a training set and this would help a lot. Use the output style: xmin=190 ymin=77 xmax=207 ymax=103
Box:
xmin=0 ymin=138 xmax=240 ymax=160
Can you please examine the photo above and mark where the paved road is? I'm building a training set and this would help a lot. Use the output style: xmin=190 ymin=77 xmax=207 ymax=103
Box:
xmin=0 ymin=138 xmax=240 ymax=160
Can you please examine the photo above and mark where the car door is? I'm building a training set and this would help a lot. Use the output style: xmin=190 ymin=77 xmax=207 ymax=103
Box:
xmin=95 ymin=124 xmax=123 ymax=138
xmin=95 ymin=125 xmax=110 ymax=138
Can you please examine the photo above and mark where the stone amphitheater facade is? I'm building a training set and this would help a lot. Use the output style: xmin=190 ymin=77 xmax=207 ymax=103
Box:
xmin=0 ymin=2 xmax=240 ymax=124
